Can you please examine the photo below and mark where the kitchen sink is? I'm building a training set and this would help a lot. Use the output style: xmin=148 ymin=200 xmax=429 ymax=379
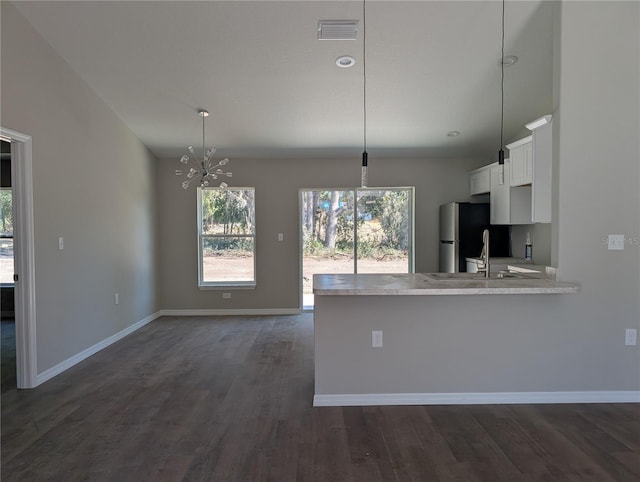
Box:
xmin=426 ymin=271 xmax=534 ymax=280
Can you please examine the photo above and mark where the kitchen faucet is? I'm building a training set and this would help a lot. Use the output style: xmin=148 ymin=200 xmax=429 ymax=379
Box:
xmin=477 ymin=229 xmax=490 ymax=278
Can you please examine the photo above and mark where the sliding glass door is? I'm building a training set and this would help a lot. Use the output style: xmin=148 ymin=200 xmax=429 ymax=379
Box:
xmin=300 ymin=187 xmax=414 ymax=309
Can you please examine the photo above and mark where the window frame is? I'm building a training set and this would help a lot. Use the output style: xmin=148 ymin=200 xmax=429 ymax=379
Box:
xmin=197 ymin=186 xmax=256 ymax=290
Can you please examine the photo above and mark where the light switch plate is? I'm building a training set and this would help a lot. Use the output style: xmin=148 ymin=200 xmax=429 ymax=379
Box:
xmin=625 ymin=329 xmax=637 ymax=346
xmin=608 ymin=234 xmax=625 ymax=250
xmin=372 ymin=330 xmax=383 ymax=348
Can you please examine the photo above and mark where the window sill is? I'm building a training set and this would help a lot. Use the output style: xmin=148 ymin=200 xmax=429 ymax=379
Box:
xmin=198 ymin=283 xmax=256 ymax=291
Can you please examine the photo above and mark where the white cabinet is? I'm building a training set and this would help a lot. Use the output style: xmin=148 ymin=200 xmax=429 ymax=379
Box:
xmin=530 ymin=121 xmax=552 ymax=223
xmin=469 ymin=115 xmax=553 ymax=224
xmin=469 ymin=165 xmax=491 ymax=195
xmin=506 ymin=136 xmax=533 ymax=187
xmin=504 ymin=116 xmax=553 ymax=223
xmin=490 ymin=160 xmax=532 ymax=225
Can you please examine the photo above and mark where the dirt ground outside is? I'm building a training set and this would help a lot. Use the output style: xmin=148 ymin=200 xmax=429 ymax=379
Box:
xmin=203 ymin=252 xmax=408 ymax=292
xmin=203 ymin=252 xmax=254 ymax=282
xmin=302 ymin=256 xmax=408 ymax=294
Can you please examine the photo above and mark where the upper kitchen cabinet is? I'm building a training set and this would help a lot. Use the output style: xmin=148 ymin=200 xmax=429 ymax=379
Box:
xmin=527 ymin=116 xmax=553 ymax=223
xmin=506 ymin=136 xmax=533 ymax=187
xmin=469 ymin=164 xmax=492 ymax=195
xmin=490 ymin=160 xmax=532 ymax=225
xmin=469 ymin=115 xmax=553 ymax=224
xmin=501 ymin=115 xmax=553 ymax=223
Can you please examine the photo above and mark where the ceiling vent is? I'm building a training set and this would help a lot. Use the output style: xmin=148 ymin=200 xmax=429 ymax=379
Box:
xmin=317 ymin=20 xmax=359 ymax=40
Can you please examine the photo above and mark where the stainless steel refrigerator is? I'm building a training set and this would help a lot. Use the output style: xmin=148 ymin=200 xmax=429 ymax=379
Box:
xmin=439 ymin=202 xmax=510 ymax=272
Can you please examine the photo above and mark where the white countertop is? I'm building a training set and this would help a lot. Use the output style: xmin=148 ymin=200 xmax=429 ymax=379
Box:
xmin=313 ymin=273 xmax=579 ymax=296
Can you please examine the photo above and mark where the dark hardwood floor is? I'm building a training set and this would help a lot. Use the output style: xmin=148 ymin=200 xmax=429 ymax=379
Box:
xmin=1 ymin=319 xmax=17 ymax=393
xmin=1 ymin=314 xmax=639 ymax=481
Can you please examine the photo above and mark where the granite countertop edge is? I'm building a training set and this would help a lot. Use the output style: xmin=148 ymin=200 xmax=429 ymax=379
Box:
xmin=312 ymin=273 xmax=580 ymax=296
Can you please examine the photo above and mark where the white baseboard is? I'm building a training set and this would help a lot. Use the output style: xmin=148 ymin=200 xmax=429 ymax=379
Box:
xmin=313 ymin=391 xmax=640 ymax=407
xmin=36 ymin=311 xmax=161 ymax=386
xmin=158 ymin=308 xmax=301 ymax=317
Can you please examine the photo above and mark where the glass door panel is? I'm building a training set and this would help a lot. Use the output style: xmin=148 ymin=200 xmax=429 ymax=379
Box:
xmin=301 ymin=190 xmax=354 ymax=308
xmin=356 ymin=188 xmax=412 ymax=274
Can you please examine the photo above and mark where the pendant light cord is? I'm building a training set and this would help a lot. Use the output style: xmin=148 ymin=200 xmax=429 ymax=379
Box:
xmin=500 ymin=0 xmax=505 ymax=152
xmin=362 ymin=0 xmax=367 ymax=155
xmin=360 ymin=0 xmax=369 ymax=187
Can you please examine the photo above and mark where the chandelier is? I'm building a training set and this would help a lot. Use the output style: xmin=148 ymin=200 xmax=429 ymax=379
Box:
xmin=175 ymin=109 xmax=232 ymax=189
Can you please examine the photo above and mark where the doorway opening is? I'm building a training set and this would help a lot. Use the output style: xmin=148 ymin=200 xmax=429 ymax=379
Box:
xmin=300 ymin=187 xmax=414 ymax=309
xmin=1 ymin=127 xmax=37 ymax=389
xmin=1 ymin=140 xmax=16 ymax=392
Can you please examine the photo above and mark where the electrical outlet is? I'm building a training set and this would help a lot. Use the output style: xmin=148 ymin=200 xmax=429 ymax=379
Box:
xmin=58 ymin=237 xmax=64 ymax=250
xmin=114 ymin=293 xmax=119 ymax=305
xmin=625 ymin=329 xmax=637 ymax=346
xmin=222 ymin=292 xmax=231 ymax=299
xmin=372 ymin=330 xmax=383 ymax=348
xmin=278 ymin=233 xmax=284 ymax=242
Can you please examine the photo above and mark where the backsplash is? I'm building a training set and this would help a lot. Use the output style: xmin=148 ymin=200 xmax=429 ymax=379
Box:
xmin=511 ymin=223 xmax=552 ymax=265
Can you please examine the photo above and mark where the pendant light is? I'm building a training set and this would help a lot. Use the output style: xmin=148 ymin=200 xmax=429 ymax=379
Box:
xmin=175 ymin=109 xmax=232 ymax=190
xmin=497 ymin=0 xmax=506 ymax=185
xmin=361 ymin=0 xmax=368 ymax=188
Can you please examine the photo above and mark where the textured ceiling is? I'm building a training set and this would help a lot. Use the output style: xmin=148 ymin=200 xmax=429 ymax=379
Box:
xmin=12 ymin=0 xmax=554 ymax=161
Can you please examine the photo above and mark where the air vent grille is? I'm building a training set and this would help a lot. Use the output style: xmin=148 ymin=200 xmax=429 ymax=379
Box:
xmin=317 ymin=20 xmax=359 ymax=40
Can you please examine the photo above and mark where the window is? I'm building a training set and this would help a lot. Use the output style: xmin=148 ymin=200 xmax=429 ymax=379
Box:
xmin=198 ymin=187 xmax=256 ymax=288
xmin=0 ymin=188 xmax=13 ymax=285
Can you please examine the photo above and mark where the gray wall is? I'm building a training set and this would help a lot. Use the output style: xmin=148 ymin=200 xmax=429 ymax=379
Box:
xmin=1 ymin=3 xmax=158 ymax=372
xmin=156 ymin=156 xmax=486 ymax=310
xmin=314 ymin=293 xmax=639 ymax=394
xmin=553 ymin=0 xmax=640 ymax=380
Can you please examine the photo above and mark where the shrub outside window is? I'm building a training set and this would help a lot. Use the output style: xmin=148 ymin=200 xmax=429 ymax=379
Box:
xmin=198 ymin=187 xmax=256 ymax=288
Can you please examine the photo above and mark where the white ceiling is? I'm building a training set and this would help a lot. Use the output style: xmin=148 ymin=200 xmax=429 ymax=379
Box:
xmin=12 ymin=0 xmax=554 ymax=161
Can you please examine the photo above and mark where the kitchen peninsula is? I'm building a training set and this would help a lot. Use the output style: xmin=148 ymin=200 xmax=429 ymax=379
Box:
xmin=313 ymin=272 xmax=579 ymax=407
